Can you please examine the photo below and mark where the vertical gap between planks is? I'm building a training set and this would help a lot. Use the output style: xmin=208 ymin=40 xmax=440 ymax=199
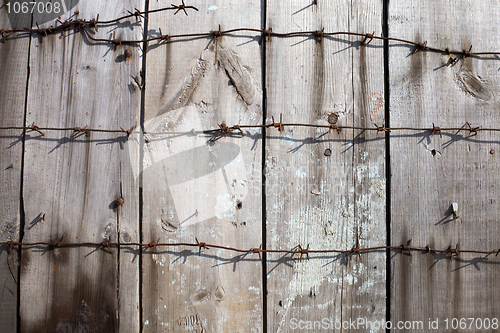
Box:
xmin=261 ymin=0 xmax=268 ymax=332
xmin=139 ymin=0 xmax=149 ymax=331
xmin=382 ymin=0 xmax=391 ymax=331
xmin=17 ymin=11 xmax=34 ymax=333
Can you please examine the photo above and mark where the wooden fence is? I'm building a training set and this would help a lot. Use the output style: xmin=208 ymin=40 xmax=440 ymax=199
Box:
xmin=1 ymin=0 xmax=499 ymax=332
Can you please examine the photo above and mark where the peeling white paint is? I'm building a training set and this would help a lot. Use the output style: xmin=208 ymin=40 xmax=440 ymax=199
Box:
xmin=152 ymin=254 xmax=167 ymax=267
xmin=207 ymin=5 xmax=218 ymax=11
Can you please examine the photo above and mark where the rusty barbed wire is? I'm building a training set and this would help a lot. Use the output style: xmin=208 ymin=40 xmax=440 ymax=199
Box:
xmin=0 ymin=118 xmax=498 ymax=139
xmin=1 ymin=5 xmax=500 ymax=59
xmin=1 ymin=239 xmax=499 ymax=260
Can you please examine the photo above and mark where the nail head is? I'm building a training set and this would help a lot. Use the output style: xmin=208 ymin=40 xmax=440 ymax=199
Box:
xmin=327 ymin=112 xmax=338 ymax=124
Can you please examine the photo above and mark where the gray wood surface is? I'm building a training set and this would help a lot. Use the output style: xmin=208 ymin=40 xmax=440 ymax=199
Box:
xmin=141 ymin=1 xmax=263 ymax=331
xmin=265 ymin=1 xmax=386 ymax=332
xmin=3 ymin=1 xmax=500 ymax=331
xmin=390 ymin=1 xmax=500 ymax=330
xmin=0 ymin=8 xmax=29 ymax=333
xmin=18 ymin=1 xmax=142 ymax=332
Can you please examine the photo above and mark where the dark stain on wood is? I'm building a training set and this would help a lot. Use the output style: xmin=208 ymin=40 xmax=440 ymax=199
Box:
xmin=312 ymin=35 xmax=325 ymax=117
xmin=358 ymin=42 xmax=368 ymax=133
xmin=27 ymin=252 xmax=117 ymax=332
xmin=410 ymin=34 xmax=426 ymax=122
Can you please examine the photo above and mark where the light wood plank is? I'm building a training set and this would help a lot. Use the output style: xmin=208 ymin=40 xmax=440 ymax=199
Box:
xmin=20 ymin=1 xmax=142 ymax=331
xmin=265 ymin=1 xmax=386 ymax=331
xmin=390 ymin=0 xmax=500 ymax=329
xmin=142 ymin=1 xmax=263 ymax=331
xmin=0 ymin=8 xmax=29 ymax=332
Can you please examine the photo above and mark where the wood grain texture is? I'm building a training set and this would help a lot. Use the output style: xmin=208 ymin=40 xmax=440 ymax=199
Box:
xmin=142 ymin=1 xmax=263 ymax=331
xmin=0 ymin=8 xmax=29 ymax=333
xmin=265 ymin=1 xmax=385 ymax=332
xmin=390 ymin=0 xmax=500 ymax=329
xmin=19 ymin=1 xmax=142 ymax=332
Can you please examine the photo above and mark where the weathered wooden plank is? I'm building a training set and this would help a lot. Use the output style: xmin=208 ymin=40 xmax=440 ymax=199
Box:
xmin=390 ymin=1 xmax=500 ymax=330
xmin=0 ymin=8 xmax=29 ymax=332
xmin=345 ymin=2 xmax=387 ymax=329
xmin=265 ymin=1 xmax=386 ymax=331
xmin=142 ymin=1 xmax=263 ymax=331
xmin=20 ymin=1 xmax=142 ymax=331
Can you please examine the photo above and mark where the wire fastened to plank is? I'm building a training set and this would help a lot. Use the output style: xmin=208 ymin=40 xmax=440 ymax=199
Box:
xmin=3 ymin=121 xmax=494 ymax=139
xmin=1 ymin=8 xmax=500 ymax=59
xmin=1 ymin=238 xmax=499 ymax=260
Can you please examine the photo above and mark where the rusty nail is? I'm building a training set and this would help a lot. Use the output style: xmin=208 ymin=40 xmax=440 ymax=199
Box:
xmin=263 ymin=28 xmax=272 ymax=41
xmin=363 ymin=31 xmax=375 ymax=45
xmin=329 ymin=124 xmax=341 ymax=134
xmin=431 ymin=123 xmax=442 ymax=138
xmin=324 ymin=148 xmax=332 ymax=156
xmin=116 ymin=197 xmax=124 ymax=207
xmin=112 ymin=31 xmax=122 ymax=50
xmin=124 ymin=49 xmax=132 ymax=60
xmin=490 ymin=149 xmax=495 ymax=155
xmin=272 ymin=113 xmax=283 ymax=132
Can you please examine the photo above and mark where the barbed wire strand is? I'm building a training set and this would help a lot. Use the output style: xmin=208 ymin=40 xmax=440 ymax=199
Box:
xmin=2 ymin=239 xmax=499 ymax=258
xmin=1 ymin=5 xmax=499 ymax=58
xmin=0 ymin=120 xmax=493 ymax=139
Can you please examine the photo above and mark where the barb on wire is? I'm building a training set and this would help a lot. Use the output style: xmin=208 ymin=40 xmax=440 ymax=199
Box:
xmin=1 ymin=238 xmax=499 ymax=260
